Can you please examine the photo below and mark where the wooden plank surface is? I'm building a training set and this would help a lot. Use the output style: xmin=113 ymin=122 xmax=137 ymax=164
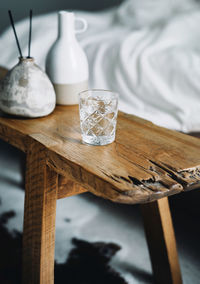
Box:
xmin=0 ymin=67 xmax=200 ymax=204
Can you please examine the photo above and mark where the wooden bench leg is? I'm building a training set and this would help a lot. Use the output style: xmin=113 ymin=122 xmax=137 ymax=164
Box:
xmin=141 ymin=197 xmax=182 ymax=284
xmin=22 ymin=142 xmax=58 ymax=284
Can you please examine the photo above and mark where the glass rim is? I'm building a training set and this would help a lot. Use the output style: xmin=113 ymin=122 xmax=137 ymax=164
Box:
xmin=78 ymin=89 xmax=118 ymax=98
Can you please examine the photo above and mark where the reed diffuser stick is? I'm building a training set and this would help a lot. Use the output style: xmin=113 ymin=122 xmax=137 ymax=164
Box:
xmin=8 ymin=10 xmax=23 ymax=58
xmin=28 ymin=10 xmax=33 ymax=58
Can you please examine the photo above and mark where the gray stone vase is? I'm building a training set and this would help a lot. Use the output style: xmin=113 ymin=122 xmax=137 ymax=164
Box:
xmin=0 ymin=57 xmax=56 ymax=117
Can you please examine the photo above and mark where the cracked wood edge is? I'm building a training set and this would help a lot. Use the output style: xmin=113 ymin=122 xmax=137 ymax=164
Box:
xmin=0 ymin=114 xmax=199 ymax=203
xmin=150 ymin=160 xmax=200 ymax=191
xmin=46 ymin=148 xmax=198 ymax=204
xmin=28 ymin=133 xmax=200 ymax=204
xmin=0 ymin=121 xmax=199 ymax=198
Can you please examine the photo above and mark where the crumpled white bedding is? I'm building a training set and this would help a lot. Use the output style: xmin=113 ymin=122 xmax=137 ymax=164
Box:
xmin=0 ymin=0 xmax=200 ymax=132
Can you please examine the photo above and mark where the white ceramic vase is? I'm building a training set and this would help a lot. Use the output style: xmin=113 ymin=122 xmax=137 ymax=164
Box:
xmin=0 ymin=57 xmax=56 ymax=117
xmin=45 ymin=11 xmax=89 ymax=105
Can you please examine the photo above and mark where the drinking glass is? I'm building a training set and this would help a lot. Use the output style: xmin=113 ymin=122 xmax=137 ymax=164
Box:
xmin=79 ymin=89 xmax=118 ymax=145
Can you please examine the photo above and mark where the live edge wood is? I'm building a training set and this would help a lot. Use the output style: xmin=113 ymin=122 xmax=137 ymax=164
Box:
xmin=0 ymin=66 xmax=200 ymax=203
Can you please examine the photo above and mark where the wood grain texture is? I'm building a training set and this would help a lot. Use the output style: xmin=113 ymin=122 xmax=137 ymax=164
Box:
xmin=23 ymin=140 xmax=58 ymax=284
xmin=141 ymin=197 xmax=182 ymax=284
xmin=0 ymin=113 xmax=28 ymax=152
xmin=0 ymin=67 xmax=200 ymax=204
xmin=57 ymin=175 xmax=88 ymax=199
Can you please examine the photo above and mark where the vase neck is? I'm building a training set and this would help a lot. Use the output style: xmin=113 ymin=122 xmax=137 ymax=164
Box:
xmin=57 ymin=11 xmax=76 ymax=41
xmin=19 ymin=57 xmax=34 ymax=65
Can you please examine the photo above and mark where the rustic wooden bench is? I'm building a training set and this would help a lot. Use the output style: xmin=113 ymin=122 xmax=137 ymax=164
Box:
xmin=0 ymin=67 xmax=200 ymax=284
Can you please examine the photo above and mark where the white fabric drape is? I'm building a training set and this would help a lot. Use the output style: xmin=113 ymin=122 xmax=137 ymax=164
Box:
xmin=1 ymin=0 xmax=200 ymax=132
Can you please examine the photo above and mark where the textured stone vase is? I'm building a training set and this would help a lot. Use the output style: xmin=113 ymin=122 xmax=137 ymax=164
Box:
xmin=0 ymin=57 xmax=56 ymax=117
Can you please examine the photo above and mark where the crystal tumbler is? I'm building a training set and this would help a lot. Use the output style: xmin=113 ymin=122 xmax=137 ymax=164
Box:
xmin=79 ymin=89 xmax=118 ymax=145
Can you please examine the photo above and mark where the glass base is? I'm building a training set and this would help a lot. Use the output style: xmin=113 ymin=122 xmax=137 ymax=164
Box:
xmin=82 ymin=134 xmax=115 ymax=146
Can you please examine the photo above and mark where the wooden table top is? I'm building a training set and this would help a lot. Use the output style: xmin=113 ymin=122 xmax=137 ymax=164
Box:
xmin=0 ymin=67 xmax=200 ymax=204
